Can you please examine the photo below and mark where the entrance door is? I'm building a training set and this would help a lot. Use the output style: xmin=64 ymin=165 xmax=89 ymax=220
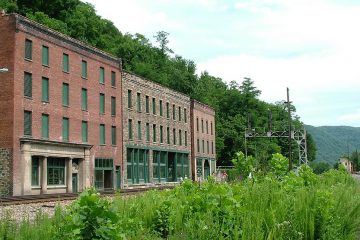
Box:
xmin=72 ymin=173 xmax=78 ymax=193
xmin=116 ymin=166 xmax=121 ymax=190
xmin=204 ymin=160 xmax=210 ymax=179
xmin=104 ymin=170 xmax=113 ymax=190
xmin=167 ymin=152 xmax=176 ymax=182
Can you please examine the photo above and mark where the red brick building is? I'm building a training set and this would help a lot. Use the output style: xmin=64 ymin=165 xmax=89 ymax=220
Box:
xmin=0 ymin=14 xmax=123 ymax=196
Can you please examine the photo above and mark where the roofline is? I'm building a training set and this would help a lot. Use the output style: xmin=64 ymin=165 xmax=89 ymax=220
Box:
xmin=191 ymin=98 xmax=215 ymax=111
xmin=12 ymin=13 xmax=122 ymax=67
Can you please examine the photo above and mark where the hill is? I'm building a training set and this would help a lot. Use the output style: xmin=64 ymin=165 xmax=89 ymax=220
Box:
xmin=305 ymin=125 xmax=360 ymax=164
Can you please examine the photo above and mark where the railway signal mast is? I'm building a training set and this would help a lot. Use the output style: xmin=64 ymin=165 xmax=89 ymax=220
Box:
xmin=244 ymin=88 xmax=308 ymax=169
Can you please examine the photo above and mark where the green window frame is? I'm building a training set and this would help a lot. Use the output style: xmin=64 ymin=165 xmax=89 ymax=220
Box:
xmin=127 ymin=148 xmax=149 ymax=184
xmin=81 ymin=60 xmax=87 ymax=79
xmin=128 ymin=119 xmax=133 ymax=140
xmin=99 ymin=93 xmax=105 ymax=114
xmin=47 ymin=158 xmax=65 ymax=185
xmin=81 ymin=88 xmax=88 ymax=111
xmin=63 ymin=53 xmax=69 ymax=72
xmin=111 ymin=71 xmax=116 ymax=87
xmin=184 ymin=108 xmax=187 ymax=123
xmin=42 ymin=46 xmax=49 ymax=66
xmin=111 ymin=96 xmax=116 ymax=116
xmin=173 ymin=128 xmax=176 ymax=145
xmin=152 ymin=97 xmax=156 ymax=115
xmin=153 ymin=124 xmax=157 ymax=142
xmin=62 ymin=83 xmax=69 ymax=106
xmin=112 ymin=126 xmax=116 ymax=145
xmin=24 ymin=72 xmax=32 ymax=98
xmin=179 ymin=129 xmax=182 ymax=145
xmin=146 ymin=123 xmax=150 ymax=141
xmin=167 ymin=127 xmax=170 ymax=144
xmin=31 ymin=157 xmax=39 ymax=186
xmin=159 ymin=100 xmax=163 ymax=116
xmin=178 ymin=106 xmax=181 ymax=121
xmin=62 ymin=117 xmax=69 ymax=141
xmin=173 ymin=104 xmax=176 ymax=120
xmin=42 ymin=77 xmax=49 ymax=102
xmin=137 ymin=121 xmax=142 ymax=140
xmin=82 ymin=121 xmax=88 ymax=143
xmin=166 ymin=102 xmax=170 ymax=118
xmin=41 ymin=114 xmax=49 ymax=139
xmin=160 ymin=125 xmax=163 ymax=143
xmin=100 ymin=124 xmax=105 ymax=145
xmin=145 ymin=96 xmax=149 ymax=113
xmin=185 ymin=131 xmax=187 ymax=146
xmin=137 ymin=93 xmax=141 ymax=112
xmin=25 ymin=39 xmax=32 ymax=60
xmin=99 ymin=67 xmax=105 ymax=84
xmin=24 ymin=111 xmax=32 ymax=136
xmin=128 ymin=90 xmax=132 ymax=108
xmin=95 ymin=158 xmax=114 ymax=189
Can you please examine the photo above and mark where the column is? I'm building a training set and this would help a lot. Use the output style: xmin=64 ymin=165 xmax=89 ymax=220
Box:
xmin=22 ymin=143 xmax=32 ymax=195
xmin=83 ymin=149 xmax=91 ymax=188
xmin=67 ymin=158 xmax=73 ymax=193
xmin=41 ymin=156 xmax=47 ymax=194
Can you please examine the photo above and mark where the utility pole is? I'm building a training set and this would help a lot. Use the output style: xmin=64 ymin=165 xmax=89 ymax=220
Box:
xmin=286 ymin=88 xmax=292 ymax=170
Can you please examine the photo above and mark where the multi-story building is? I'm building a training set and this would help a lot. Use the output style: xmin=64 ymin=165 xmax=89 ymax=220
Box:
xmin=191 ymin=99 xmax=216 ymax=180
xmin=122 ymin=71 xmax=191 ymax=186
xmin=0 ymin=14 xmax=123 ymax=196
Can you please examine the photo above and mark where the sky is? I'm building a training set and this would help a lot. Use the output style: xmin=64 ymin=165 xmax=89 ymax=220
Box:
xmin=83 ymin=0 xmax=360 ymax=127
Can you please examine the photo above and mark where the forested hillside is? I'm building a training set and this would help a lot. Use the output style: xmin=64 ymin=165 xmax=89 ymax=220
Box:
xmin=306 ymin=125 xmax=360 ymax=164
xmin=0 ymin=0 xmax=316 ymax=166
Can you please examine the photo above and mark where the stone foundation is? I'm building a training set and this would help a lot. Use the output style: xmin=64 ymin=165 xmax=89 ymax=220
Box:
xmin=0 ymin=148 xmax=12 ymax=197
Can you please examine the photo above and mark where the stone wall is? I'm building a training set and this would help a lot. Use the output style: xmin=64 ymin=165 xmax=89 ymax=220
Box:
xmin=0 ymin=148 xmax=12 ymax=197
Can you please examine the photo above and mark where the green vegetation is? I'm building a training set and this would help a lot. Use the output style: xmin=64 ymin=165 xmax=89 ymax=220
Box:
xmin=0 ymin=0 xmax=317 ymax=165
xmin=1 ymin=162 xmax=360 ymax=239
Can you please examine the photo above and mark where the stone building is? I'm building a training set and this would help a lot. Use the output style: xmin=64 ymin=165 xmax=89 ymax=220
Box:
xmin=122 ymin=71 xmax=191 ymax=186
xmin=0 ymin=14 xmax=123 ymax=196
xmin=191 ymin=100 xmax=216 ymax=181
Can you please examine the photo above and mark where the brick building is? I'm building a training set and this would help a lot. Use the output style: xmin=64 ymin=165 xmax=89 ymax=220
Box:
xmin=191 ymin=100 xmax=216 ymax=181
xmin=0 ymin=14 xmax=123 ymax=196
xmin=122 ymin=72 xmax=191 ymax=186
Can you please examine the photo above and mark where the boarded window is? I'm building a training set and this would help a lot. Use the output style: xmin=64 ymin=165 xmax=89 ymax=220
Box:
xmin=63 ymin=53 xmax=69 ymax=72
xmin=42 ymin=46 xmax=49 ymax=66
xmin=24 ymin=72 xmax=32 ymax=98
xmin=24 ymin=111 xmax=32 ymax=136
xmin=25 ymin=39 xmax=32 ymax=60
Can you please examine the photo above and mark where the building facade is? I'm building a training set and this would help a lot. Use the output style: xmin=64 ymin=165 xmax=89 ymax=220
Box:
xmin=191 ymin=100 xmax=216 ymax=181
xmin=0 ymin=14 xmax=123 ymax=196
xmin=122 ymin=72 xmax=191 ymax=186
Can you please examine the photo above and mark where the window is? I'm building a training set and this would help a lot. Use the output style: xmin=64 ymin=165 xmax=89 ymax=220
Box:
xmin=137 ymin=93 xmax=141 ymax=112
xmin=31 ymin=157 xmax=39 ymax=186
xmin=82 ymin=121 xmax=88 ymax=143
xmin=24 ymin=111 xmax=32 ymax=136
xmin=211 ymin=141 xmax=214 ymax=154
xmin=145 ymin=96 xmax=149 ymax=113
xmin=42 ymin=46 xmax=49 ymax=66
xmin=197 ymin=139 xmax=200 ymax=153
xmin=152 ymin=97 xmax=156 ymax=114
xmin=128 ymin=119 xmax=133 ymax=140
xmin=159 ymin=100 xmax=163 ymax=116
xmin=160 ymin=125 xmax=163 ymax=143
xmin=111 ymin=96 xmax=116 ymax=116
xmin=24 ymin=72 xmax=32 ymax=98
xmin=184 ymin=108 xmax=187 ymax=123
xmin=81 ymin=60 xmax=87 ymax=78
xmin=173 ymin=128 xmax=176 ymax=145
xmin=99 ymin=93 xmax=105 ymax=114
xmin=196 ymin=118 xmax=199 ymax=131
xmin=112 ymin=126 xmax=116 ymax=145
xmin=62 ymin=118 xmax=69 ymax=141
xmin=167 ymin=127 xmax=170 ymax=144
xmin=179 ymin=130 xmax=182 ymax=145
xmin=100 ymin=124 xmax=105 ymax=145
xmin=173 ymin=104 xmax=176 ymax=119
xmin=185 ymin=131 xmax=187 ymax=146
xmin=25 ymin=39 xmax=32 ymax=60
xmin=201 ymin=119 xmax=204 ymax=133
xmin=47 ymin=158 xmax=65 ymax=185
xmin=146 ymin=123 xmax=150 ymax=141
xmin=41 ymin=114 xmax=49 ymax=139
xmin=207 ymin=141 xmax=209 ymax=154
xmin=153 ymin=124 xmax=157 ymax=142
xmin=137 ymin=121 xmax=142 ymax=140
xmin=128 ymin=90 xmax=132 ymax=108
xmin=63 ymin=53 xmax=69 ymax=72
xmin=99 ymin=67 xmax=105 ymax=84
xmin=211 ymin=122 xmax=213 ymax=135
xmin=202 ymin=140 xmax=205 ymax=153
xmin=42 ymin=77 xmax=49 ymax=102
xmin=111 ymin=71 xmax=116 ymax=87
xmin=178 ymin=106 xmax=181 ymax=121
xmin=62 ymin=83 xmax=69 ymax=106
xmin=166 ymin=102 xmax=170 ymax=118
xmin=95 ymin=158 xmax=114 ymax=189
xmin=206 ymin=121 xmax=209 ymax=134
xmin=81 ymin=88 xmax=88 ymax=111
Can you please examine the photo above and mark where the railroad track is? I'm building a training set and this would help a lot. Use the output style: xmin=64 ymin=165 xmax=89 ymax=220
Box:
xmin=0 ymin=185 xmax=175 ymax=206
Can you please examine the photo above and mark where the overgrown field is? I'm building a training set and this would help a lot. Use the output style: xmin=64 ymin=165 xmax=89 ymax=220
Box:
xmin=1 ymin=168 xmax=360 ymax=239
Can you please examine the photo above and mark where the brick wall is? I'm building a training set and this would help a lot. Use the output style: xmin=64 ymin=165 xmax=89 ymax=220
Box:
xmin=0 ymin=148 xmax=12 ymax=197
